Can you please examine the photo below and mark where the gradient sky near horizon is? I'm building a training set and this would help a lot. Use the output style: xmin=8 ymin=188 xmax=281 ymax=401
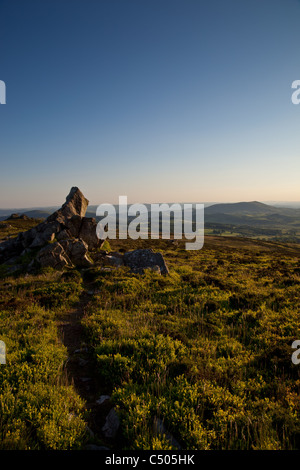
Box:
xmin=1 ymin=0 xmax=300 ymax=207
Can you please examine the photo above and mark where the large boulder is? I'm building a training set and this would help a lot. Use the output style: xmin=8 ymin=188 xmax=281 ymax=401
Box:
xmin=65 ymin=215 xmax=82 ymax=238
xmin=60 ymin=238 xmax=93 ymax=267
xmin=123 ymin=249 xmax=169 ymax=275
xmin=79 ymin=217 xmax=101 ymax=251
xmin=29 ymin=221 xmax=61 ymax=248
xmin=102 ymin=254 xmax=124 ymax=268
xmin=36 ymin=242 xmax=72 ymax=270
xmin=0 ymin=237 xmax=23 ymax=263
xmin=36 ymin=238 xmax=93 ymax=270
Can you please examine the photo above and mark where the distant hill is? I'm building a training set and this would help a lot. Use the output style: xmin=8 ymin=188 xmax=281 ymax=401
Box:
xmin=0 ymin=207 xmax=58 ymax=221
xmin=201 ymin=201 xmax=300 ymax=242
xmin=205 ymin=201 xmax=300 ymax=216
xmin=0 ymin=210 xmax=52 ymax=221
xmin=206 ymin=201 xmax=274 ymax=215
xmin=205 ymin=201 xmax=300 ymax=226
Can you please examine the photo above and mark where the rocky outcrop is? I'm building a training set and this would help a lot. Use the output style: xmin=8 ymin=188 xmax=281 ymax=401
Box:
xmin=0 ymin=187 xmax=102 ymax=270
xmin=0 ymin=188 xmax=169 ymax=275
xmin=7 ymin=213 xmax=30 ymax=220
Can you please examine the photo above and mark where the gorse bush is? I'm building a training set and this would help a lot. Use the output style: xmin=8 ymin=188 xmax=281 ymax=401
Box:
xmin=0 ymin=272 xmax=87 ymax=450
xmin=2 ymin=225 xmax=300 ymax=450
xmin=81 ymin=237 xmax=300 ymax=450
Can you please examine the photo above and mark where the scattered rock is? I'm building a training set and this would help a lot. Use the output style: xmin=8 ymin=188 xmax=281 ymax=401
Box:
xmin=93 ymin=251 xmax=108 ymax=262
xmin=7 ymin=213 xmax=29 ymax=220
xmin=87 ymin=289 xmax=101 ymax=295
xmin=6 ymin=264 xmax=23 ymax=274
xmin=86 ymin=426 xmax=95 ymax=439
xmin=103 ymin=255 xmax=124 ymax=268
xmin=123 ymin=249 xmax=169 ymax=275
xmin=102 ymin=408 xmax=120 ymax=439
xmin=74 ymin=347 xmax=89 ymax=354
xmin=153 ymin=417 xmax=181 ymax=449
xmin=0 ymin=222 xmax=12 ymax=230
xmin=96 ymin=395 xmax=111 ymax=405
xmin=5 ymin=256 xmax=21 ymax=265
xmin=78 ymin=358 xmax=89 ymax=367
xmin=148 ymin=265 xmax=161 ymax=274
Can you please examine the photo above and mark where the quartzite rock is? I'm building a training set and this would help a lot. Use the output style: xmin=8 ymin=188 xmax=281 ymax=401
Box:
xmin=47 ymin=187 xmax=89 ymax=223
xmin=123 ymin=249 xmax=169 ymax=275
xmin=60 ymin=238 xmax=93 ymax=267
xmin=102 ymin=408 xmax=120 ymax=439
xmin=66 ymin=215 xmax=82 ymax=238
xmin=36 ymin=242 xmax=72 ymax=270
xmin=0 ymin=187 xmax=103 ymax=268
xmin=79 ymin=217 xmax=100 ymax=251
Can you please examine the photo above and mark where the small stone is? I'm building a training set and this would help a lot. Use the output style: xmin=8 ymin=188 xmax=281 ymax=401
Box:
xmin=102 ymin=408 xmax=120 ymax=439
xmin=74 ymin=347 xmax=89 ymax=354
xmin=78 ymin=358 xmax=89 ymax=367
xmin=153 ymin=417 xmax=181 ymax=449
xmin=96 ymin=395 xmax=111 ymax=405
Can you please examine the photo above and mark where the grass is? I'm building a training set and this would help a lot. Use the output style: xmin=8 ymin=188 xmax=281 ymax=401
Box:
xmin=0 ymin=217 xmax=44 ymax=241
xmin=80 ymin=238 xmax=300 ymax=450
xmin=1 ymin=220 xmax=300 ymax=449
xmin=0 ymin=269 xmax=88 ymax=449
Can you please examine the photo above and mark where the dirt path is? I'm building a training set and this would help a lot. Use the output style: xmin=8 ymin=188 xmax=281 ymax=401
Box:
xmin=59 ymin=282 xmax=115 ymax=448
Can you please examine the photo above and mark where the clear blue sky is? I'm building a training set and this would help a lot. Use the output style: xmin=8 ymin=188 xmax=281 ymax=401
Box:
xmin=0 ymin=0 xmax=300 ymax=207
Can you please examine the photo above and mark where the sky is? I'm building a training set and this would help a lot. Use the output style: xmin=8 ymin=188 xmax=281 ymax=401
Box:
xmin=0 ymin=0 xmax=300 ymax=207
